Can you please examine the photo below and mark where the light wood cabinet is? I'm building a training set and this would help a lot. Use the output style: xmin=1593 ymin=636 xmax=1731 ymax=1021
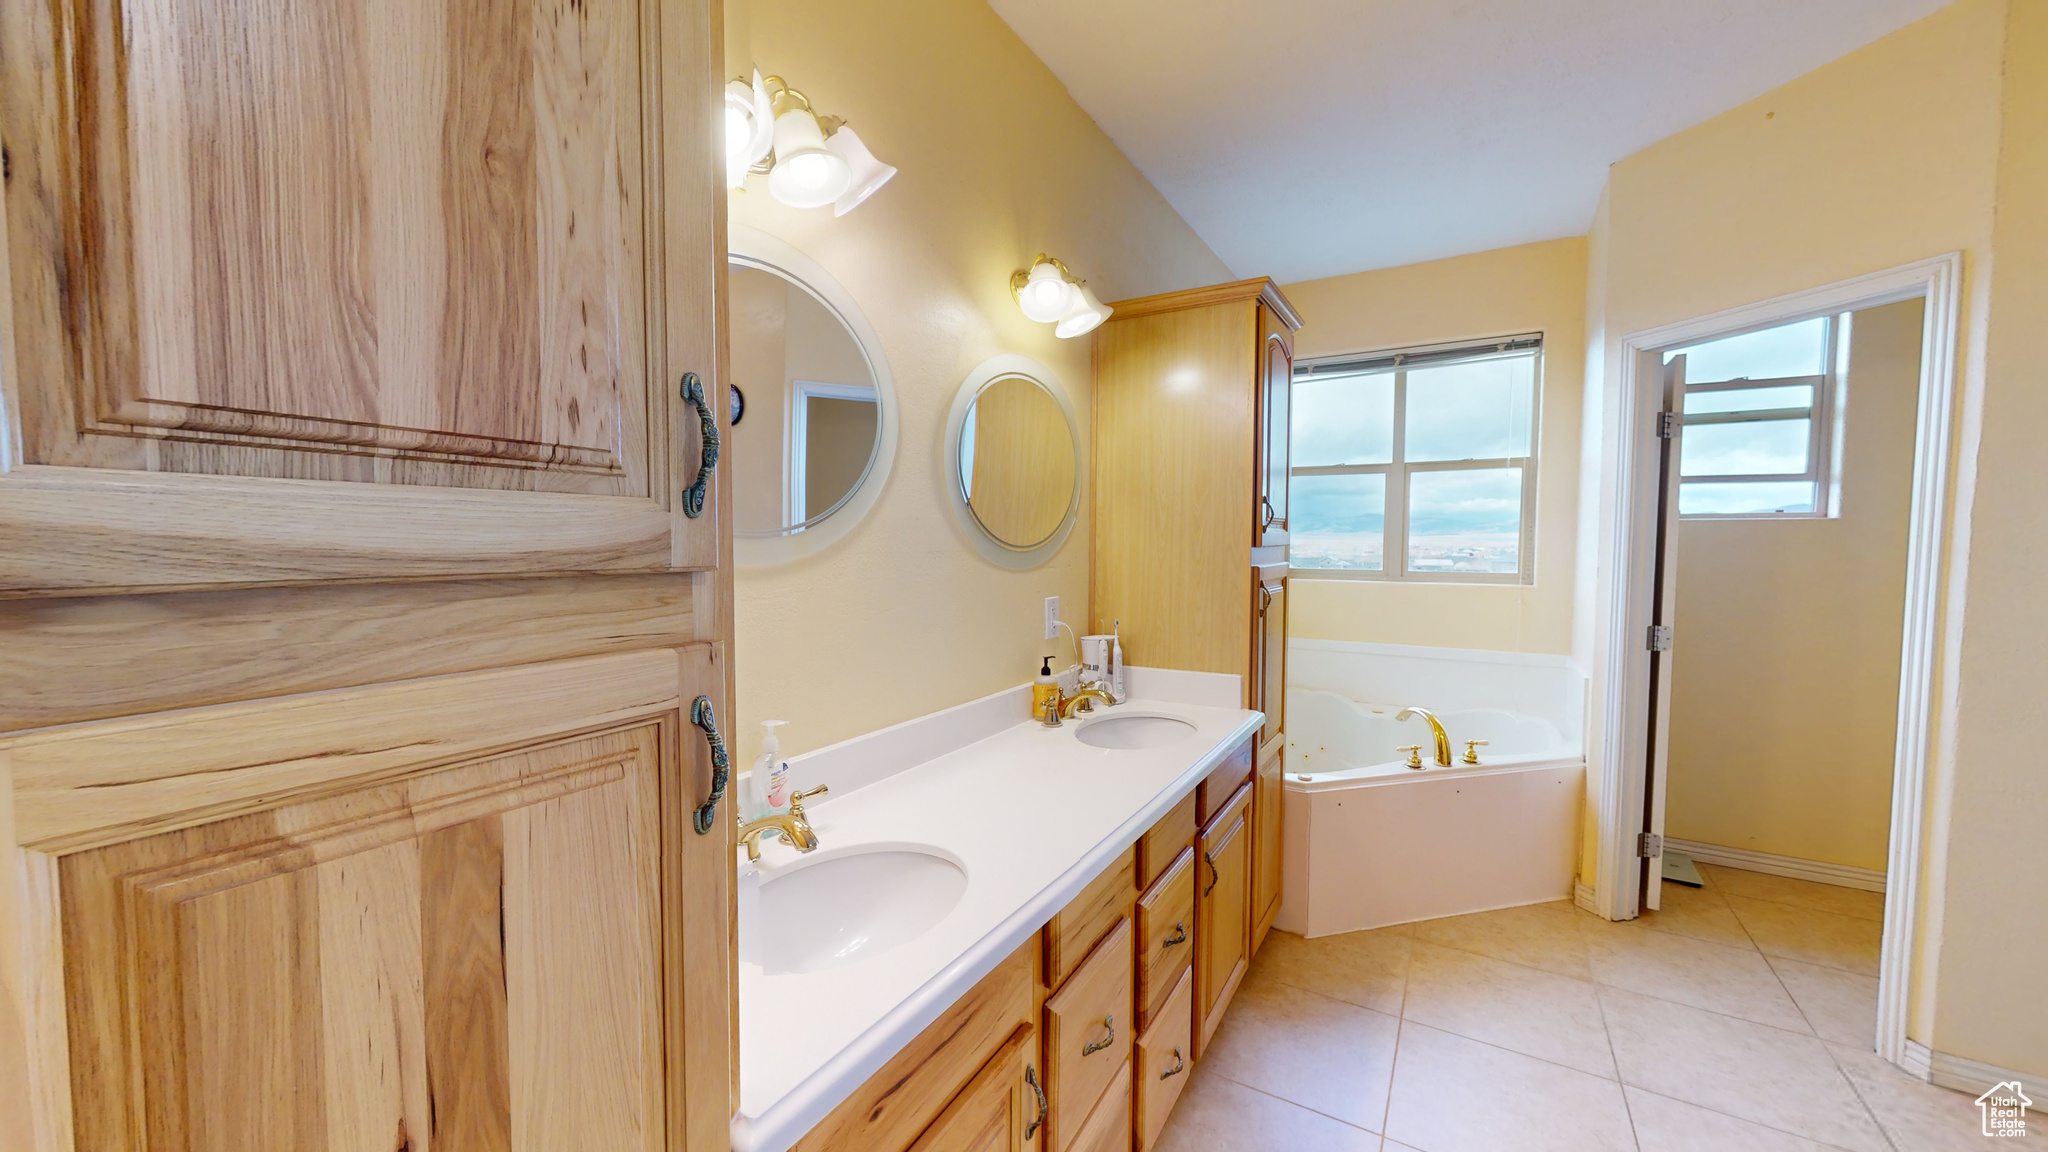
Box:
xmin=1043 ymin=919 xmax=1134 ymax=1152
xmin=1044 ymin=848 xmax=1135 ymax=989
xmin=0 ymin=0 xmax=724 ymax=593
xmin=1135 ymin=848 xmax=1195 ymax=1033
xmin=794 ymin=939 xmax=1037 ymax=1152
xmin=907 ymin=1026 xmax=1043 ymax=1152
xmin=1064 ymin=1061 xmax=1133 ymax=1152
xmin=1196 ymin=782 xmax=1252 ymax=1056
xmin=3 ymin=648 xmax=733 ymax=1152
xmin=1253 ymin=737 xmax=1286 ymax=952
xmin=1135 ymin=968 xmax=1195 ymax=1152
xmin=0 ymin=0 xmax=737 ymax=1147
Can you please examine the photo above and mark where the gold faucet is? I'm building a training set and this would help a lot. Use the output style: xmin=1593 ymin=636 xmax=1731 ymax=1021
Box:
xmin=1395 ymin=707 xmax=1452 ymax=767
xmin=737 ymin=784 xmax=829 ymax=862
xmin=1059 ymin=686 xmax=1117 ymax=719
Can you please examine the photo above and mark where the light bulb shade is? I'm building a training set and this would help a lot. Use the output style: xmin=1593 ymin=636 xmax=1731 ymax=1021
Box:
xmin=826 ymin=126 xmax=897 ymax=216
xmin=1054 ymin=282 xmax=1112 ymax=339
xmin=767 ymin=107 xmax=852 ymax=208
xmin=1016 ymin=260 xmax=1077 ymax=323
xmin=723 ymin=74 xmax=776 ymax=188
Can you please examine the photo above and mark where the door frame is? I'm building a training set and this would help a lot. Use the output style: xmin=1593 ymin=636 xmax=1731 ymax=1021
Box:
xmin=1587 ymin=252 xmax=1963 ymax=1068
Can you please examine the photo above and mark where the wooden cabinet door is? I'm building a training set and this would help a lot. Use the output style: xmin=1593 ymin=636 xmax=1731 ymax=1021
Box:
xmin=0 ymin=0 xmax=724 ymax=594
xmin=1194 ymin=783 xmax=1251 ymax=1056
xmin=1043 ymin=919 xmax=1133 ymax=1152
xmin=1250 ymin=564 xmax=1286 ymax=746
xmin=1252 ymin=737 xmax=1284 ymax=953
xmin=907 ymin=1026 xmax=1041 ymax=1152
xmin=3 ymin=647 xmax=732 ymax=1152
xmin=1254 ymin=303 xmax=1293 ymax=546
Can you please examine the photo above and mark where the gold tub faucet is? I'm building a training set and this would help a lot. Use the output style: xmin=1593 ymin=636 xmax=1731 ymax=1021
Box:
xmin=1395 ymin=707 xmax=1453 ymax=767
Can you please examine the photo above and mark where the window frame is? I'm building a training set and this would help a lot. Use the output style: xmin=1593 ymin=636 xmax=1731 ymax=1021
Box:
xmin=1675 ymin=313 xmax=1845 ymax=520
xmin=1289 ymin=337 xmax=1542 ymax=585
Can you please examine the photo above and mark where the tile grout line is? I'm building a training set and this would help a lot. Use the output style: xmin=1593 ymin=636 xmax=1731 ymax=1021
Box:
xmin=1582 ymin=945 xmax=1643 ymax=1151
xmin=1623 ymin=1082 xmax=1871 ymax=1152
xmin=1204 ymin=1068 xmax=1382 ymax=1137
xmin=1378 ymin=933 xmax=1415 ymax=1139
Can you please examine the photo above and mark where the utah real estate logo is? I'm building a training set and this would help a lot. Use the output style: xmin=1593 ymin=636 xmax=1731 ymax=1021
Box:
xmin=1977 ymin=1080 xmax=2032 ymax=1138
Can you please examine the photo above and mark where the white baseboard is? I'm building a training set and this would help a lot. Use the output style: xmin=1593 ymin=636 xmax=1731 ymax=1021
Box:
xmin=1664 ymin=838 xmax=1886 ymax=894
xmin=1904 ymin=1039 xmax=2044 ymax=1096
xmin=1574 ymin=881 xmax=1600 ymax=916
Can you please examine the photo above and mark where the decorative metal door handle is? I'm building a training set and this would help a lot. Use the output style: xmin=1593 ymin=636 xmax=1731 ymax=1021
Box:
xmin=1162 ymin=921 xmax=1187 ymax=947
xmin=1261 ymin=497 xmax=1276 ymax=527
xmin=681 ymin=373 xmax=720 ymax=519
xmin=1159 ymin=1046 xmax=1185 ymax=1079
xmin=1081 ymin=1015 xmax=1116 ymax=1057
xmin=690 ymin=696 xmax=729 ymax=834
xmin=1024 ymin=1064 xmax=1046 ymax=1137
xmin=1203 ymin=848 xmax=1219 ymax=896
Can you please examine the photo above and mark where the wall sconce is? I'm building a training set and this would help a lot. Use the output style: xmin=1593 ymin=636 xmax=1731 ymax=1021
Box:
xmin=1010 ymin=254 xmax=1113 ymax=338
xmin=725 ymin=71 xmax=896 ymax=216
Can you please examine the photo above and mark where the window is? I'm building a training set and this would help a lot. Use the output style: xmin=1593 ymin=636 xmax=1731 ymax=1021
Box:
xmin=1666 ymin=315 xmax=1842 ymax=518
xmin=1289 ymin=336 xmax=1540 ymax=582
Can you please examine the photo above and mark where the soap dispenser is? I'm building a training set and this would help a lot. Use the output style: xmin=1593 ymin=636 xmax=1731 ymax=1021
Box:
xmin=1032 ymin=656 xmax=1059 ymax=718
xmin=748 ymin=720 xmax=790 ymax=821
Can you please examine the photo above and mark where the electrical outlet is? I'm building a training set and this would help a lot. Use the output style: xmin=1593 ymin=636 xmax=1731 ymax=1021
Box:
xmin=1043 ymin=596 xmax=1060 ymax=641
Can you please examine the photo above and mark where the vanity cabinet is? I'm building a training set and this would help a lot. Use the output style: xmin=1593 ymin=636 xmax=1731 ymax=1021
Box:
xmin=1043 ymin=920 xmax=1135 ymax=1152
xmin=0 ymin=0 xmax=724 ymax=593
xmin=1135 ymin=849 xmax=1196 ymax=1032
xmin=1135 ymin=969 xmax=1196 ymax=1151
xmin=908 ymin=1027 xmax=1043 ymax=1152
xmin=795 ymin=938 xmax=1040 ymax=1152
xmin=1093 ymin=276 xmax=1302 ymax=991
xmin=1196 ymin=781 xmax=1253 ymax=1055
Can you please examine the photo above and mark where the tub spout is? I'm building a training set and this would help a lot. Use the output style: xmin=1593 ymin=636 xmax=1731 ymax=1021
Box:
xmin=1395 ymin=707 xmax=1453 ymax=767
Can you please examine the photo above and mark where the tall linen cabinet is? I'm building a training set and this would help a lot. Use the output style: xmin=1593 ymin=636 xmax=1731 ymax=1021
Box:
xmin=0 ymin=0 xmax=738 ymax=1148
xmin=1089 ymin=278 xmax=1301 ymax=1003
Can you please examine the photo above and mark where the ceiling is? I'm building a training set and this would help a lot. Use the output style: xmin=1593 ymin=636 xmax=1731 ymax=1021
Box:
xmin=988 ymin=0 xmax=1952 ymax=282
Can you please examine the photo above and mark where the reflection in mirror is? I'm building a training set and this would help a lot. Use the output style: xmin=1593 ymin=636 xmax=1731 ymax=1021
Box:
xmin=957 ymin=375 xmax=1077 ymax=549
xmin=729 ymin=261 xmax=882 ymax=536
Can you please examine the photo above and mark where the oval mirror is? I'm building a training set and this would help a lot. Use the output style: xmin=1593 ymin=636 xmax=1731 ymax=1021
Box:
xmin=944 ymin=356 xmax=1081 ymax=568
xmin=729 ymin=226 xmax=897 ymax=564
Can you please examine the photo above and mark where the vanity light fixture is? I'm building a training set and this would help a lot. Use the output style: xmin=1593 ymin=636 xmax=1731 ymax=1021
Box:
xmin=725 ymin=71 xmax=897 ymax=214
xmin=1011 ymin=255 xmax=1113 ymax=338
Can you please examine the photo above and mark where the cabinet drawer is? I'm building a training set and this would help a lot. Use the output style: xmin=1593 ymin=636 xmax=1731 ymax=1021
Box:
xmin=1044 ymin=918 xmax=1134 ymax=1152
xmin=1045 ymin=848 xmax=1135 ymax=989
xmin=907 ymin=1024 xmax=1039 ymax=1152
xmin=1066 ymin=1059 xmax=1133 ymax=1152
xmin=1196 ymin=738 xmax=1254 ymax=826
xmin=1135 ymin=847 xmax=1195 ymax=1033
xmin=1135 ymin=968 xmax=1196 ymax=1151
xmin=796 ymin=938 xmax=1036 ymax=1152
xmin=1136 ymin=790 xmax=1197 ymax=890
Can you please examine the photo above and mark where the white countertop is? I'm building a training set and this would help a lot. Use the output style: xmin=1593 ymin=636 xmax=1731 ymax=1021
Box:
xmin=731 ymin=671 xmax=1260 ymax=1152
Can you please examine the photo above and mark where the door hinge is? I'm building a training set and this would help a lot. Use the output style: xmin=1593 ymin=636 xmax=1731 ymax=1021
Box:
xmin=1638 ymin=832 xmax=1663 ymax=858
xmin=1646 ymin=625 xmax=1673 ymax=652
xmin=1657 ymin=411 xmax=1678 ymax=438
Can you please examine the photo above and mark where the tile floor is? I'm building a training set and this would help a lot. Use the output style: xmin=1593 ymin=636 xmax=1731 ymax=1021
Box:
xmin=1155 ymin=863 xmax=1997 ymax=1152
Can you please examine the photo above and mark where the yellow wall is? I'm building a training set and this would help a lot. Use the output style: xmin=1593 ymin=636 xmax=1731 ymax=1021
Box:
xmin=1664 ymin=299 xmax=1922 ymax=874
xmin=1581 ymin=0 xmax=2048 ymax=1074
xmin=1281 ymin=238 xmax=1588 ymax=655
xmin=726 ymin=0 xmax=1230 ymax=765
xmin=1938 ymin=0 xmax=2048 ymax=1080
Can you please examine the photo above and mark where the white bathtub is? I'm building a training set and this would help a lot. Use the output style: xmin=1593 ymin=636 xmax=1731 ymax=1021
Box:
xmin=1275 ymin=685 xmax=1585 ymax=937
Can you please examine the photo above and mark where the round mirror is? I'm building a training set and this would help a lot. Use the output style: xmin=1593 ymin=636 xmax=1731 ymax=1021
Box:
xmin=728 ymin=226 xmax=896 ymax=564
xmin=944 ymin=356 xmax=1082 ymax=568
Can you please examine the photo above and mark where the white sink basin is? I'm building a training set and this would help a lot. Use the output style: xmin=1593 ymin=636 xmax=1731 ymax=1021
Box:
xmin=742 ymin=847 xmax=966 ymax=975
xmin=1073 ymin=712 xmax=1197 ymax=750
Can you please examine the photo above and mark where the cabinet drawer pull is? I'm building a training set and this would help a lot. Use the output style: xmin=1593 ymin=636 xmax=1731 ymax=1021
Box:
xmin=1203 ymin=848 xmax=1219 ymax=897
xmin=690 ymin=696 xmax=730 ymax=834
xmin=1162 ymin=920 xmax=1187 ymax=947
xmin=1024 ymin=1064 xmax=1046 ymax=1138
xmin=681 ymin=373 xmax=720 ymax=519
xmin=1081 ymin=1015 xmax=1116 ymax=1057
xmin=1159 ymin=1046 xmax=1185 ymax=1080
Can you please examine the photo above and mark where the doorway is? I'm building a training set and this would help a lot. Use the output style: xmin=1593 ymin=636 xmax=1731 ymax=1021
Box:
xmin=1590 ymin=254 xmax=1963 ymax=1068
